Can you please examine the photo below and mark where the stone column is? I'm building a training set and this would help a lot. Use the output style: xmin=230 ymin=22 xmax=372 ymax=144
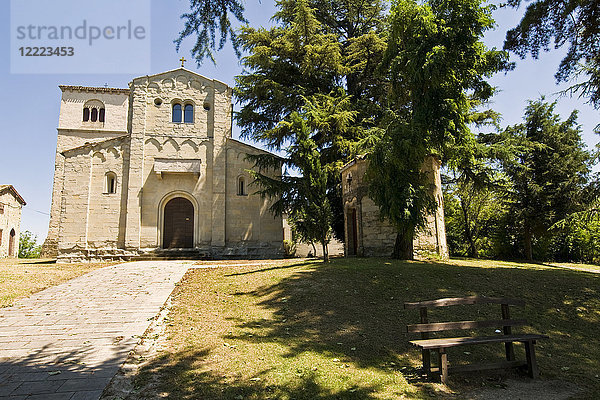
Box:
xmin=210 ymin=83 xmax=232 ymax=249
xmin=123 ymin=83 xmax=147 ymax=251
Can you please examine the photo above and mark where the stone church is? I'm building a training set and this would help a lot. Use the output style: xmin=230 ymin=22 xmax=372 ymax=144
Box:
xmin=42 ymin=68 xmax=284 ymax=262
xmin=0 ymin=185 xmax=26 ymax=258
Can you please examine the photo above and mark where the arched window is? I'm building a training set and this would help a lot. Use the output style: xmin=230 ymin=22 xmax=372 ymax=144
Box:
xmin=184 ymin=104 xmax=194 ymax=123
xmin=83 ymin=100 xmax=105 ymax=123
xmin=172 ymin=104 xmax=182 ymax=123
xmin=105 ymin=172 xmax=117 ymax=194
xmin=238 ymin=176 xmax=246 ymax=196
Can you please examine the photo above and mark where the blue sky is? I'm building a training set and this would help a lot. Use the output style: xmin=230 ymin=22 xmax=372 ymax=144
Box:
xmin=0 ymin=0 xmax=598 ymax=243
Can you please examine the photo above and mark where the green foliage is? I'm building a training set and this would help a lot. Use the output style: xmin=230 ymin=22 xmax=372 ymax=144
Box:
xmin=443 ymin=176 xmax=507 ymax=258
xmin=556 ymin=217 xmax=600 ymax=264
xmin=177 ymin=0 xmax=247 ymax=65
xmin=364 ymin=0 xmax=510 ymax=259
xmin=18 ymin=230 xmax=41 ymax=259
xmin=236 ymin=0 xmax=388 ymax=241
xmin=250 ymin=109 xmax=333 ymax=262
xmin=282 ymin=239 xmax=297 ymax=258
xmin=481 ymin=98 xmax=595 ymax=261
xmin=504 ymin=0 xmax=600 ymax=107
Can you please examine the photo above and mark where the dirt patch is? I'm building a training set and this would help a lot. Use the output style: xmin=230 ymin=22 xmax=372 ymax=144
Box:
xmin=464 ymin=379 xmax=580 ymax=400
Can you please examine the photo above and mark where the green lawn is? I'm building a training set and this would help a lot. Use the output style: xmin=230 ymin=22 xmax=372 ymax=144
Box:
xmin=0 ymin=258 xmax=111 ymax=307
xmin=133 ymin=258 xmax=600 ymax=399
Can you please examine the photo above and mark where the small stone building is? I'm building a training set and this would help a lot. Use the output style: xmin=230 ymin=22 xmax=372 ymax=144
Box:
xmin=42 ymin=68 xmax=283 ymax=262
xmin=340 ymin=156 xmax=448 ymax=259
xmin=0 ymin=185 xmax=26 ymax=258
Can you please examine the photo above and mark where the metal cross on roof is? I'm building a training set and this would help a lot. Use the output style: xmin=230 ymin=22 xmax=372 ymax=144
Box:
xmin=180 ymin=57 xmax=187 ymax=67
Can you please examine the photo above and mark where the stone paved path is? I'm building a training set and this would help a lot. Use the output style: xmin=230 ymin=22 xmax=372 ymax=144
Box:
xmin=0 ymin=261 xmax=192 ymax=400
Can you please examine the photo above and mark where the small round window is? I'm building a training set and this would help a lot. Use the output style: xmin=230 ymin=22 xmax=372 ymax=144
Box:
xmin=154 ymin=98 xmax=163 ymax=106
xmin=203 ymin=102 xmax=211 ymax=111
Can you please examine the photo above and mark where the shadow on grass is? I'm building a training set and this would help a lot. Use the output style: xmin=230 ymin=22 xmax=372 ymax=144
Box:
xmin=137 ymin=258 xmax=600 ymax=399
xmin=224 ymin=261 xmax=311 ymax=277
xmin=135 ymin=349 xmax=380 ymax=400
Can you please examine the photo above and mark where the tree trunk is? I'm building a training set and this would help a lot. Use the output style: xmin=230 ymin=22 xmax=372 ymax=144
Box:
xmin=524 ymin=227 xmax=534 ymax=262
xmin=393 ymin=229 xmax=414 ymax=260
xmin=321 ymin=240 xmax=329 ymax=263
xmin=460 ymin=199 xmax=478 ymax=258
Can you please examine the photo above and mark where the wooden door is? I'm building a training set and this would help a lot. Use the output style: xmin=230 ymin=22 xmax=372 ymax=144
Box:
xmin=163 ymin=198 xmax=194 ymax=249
xmin=347 ymin=209 xmax=358 ymax=256
xmin=8 ymin=229 xmax=15 ymax=257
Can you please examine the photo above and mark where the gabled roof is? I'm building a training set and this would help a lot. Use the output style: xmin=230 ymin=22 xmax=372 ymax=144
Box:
xmin=227 ymin=138 xmax=285 ymax=160
xmin=340 ymin=154 xmax=368 ymax=173
xmin=0 ymin=185 xmax=26 ymax=206
xmin=131 ymin=67 xmax=230 ymax=89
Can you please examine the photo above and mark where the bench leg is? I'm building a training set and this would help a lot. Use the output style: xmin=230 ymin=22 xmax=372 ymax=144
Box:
xmin=505 ymin=342 xmax=515 ymax=361
xmin=438 ymin=348 xmax=448 ymax=384
xmin=524 ymin=340 xmax=539 ymax=378
xmin=422 ymin=349 xmax=431 ymax=375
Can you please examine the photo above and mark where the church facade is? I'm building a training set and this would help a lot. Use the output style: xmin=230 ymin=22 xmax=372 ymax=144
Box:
xmin=42 ymin=68 xmax=283 ymax=262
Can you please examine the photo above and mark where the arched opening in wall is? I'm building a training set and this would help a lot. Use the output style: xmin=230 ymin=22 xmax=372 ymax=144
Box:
xmin=105 ymin=172 xmax=117 ymax=194
xmin=8 ymin=229 xmax=15 ymax=257
xmin=184 ymin=104 xmax=194 ymax=123
xmin=172 ymin=103 xmax=182 ymax=123
xmin=83 ymin=100 xmax=105 ymax=123
xmin=163 ymin=197 xmax=194 ymax=249
xmin=237 ymin=176 xmax=247 ymax=196
xmin=346 ymin=208 xmax=358 ymax=256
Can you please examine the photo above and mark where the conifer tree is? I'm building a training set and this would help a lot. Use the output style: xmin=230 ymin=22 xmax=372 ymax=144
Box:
xmin=236 ymin=0 xmax=387 ymax=241
xmin=485 ymin=99 xmax=594 ymax=261
xmin=364 ymin=0 xmax=510 ymax=259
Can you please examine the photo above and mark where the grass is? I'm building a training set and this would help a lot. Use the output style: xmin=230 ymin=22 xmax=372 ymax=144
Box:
xmin=0 ymin=258 xmax=112 ymax=307
xmin=132 ymin=257 xmax=600 ymax=399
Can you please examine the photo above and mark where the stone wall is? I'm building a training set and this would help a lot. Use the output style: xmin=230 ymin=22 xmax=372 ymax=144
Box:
xmin=42 ymin=86 xmax=130 ymax=257
xmin=341 ymin=156 xmax=448 ymax=259
xmin=0 ymin=188 xmax=24 ymax=258
xmin=50 ymin=69 xmax=284 ymax=262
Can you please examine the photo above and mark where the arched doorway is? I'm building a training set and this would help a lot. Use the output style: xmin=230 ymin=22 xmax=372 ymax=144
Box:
xmin=346 ymin=208 xmax=358 ymax=256
xmin=163 ymin=197 xmax=194 ymax=249
xmin=8 ymin=229 xmax=15 ymax=257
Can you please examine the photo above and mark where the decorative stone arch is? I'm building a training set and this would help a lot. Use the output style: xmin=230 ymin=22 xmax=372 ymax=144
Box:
xmin=181 ymin=139 xmax=199 ymax=153
xmin=157 ymin=191 xmax=199 ymax=249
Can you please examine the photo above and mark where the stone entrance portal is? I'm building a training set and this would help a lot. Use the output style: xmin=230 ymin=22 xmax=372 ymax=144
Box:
xmin=347 ymin=208 xmax=358 ymax=256
xmin=8 ymin=229 xmax=15 ymax=257
xmin=163 ymin=197 xmax=194 ymax=249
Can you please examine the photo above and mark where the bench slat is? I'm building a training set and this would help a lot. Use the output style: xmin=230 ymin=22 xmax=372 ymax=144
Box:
xmin=409 ymin=334 xmax=548 ymax=350
xmin=407 ymin=319 xmax=528 ymax=333
xmin=429 ymin=360 xmax=527 ymax=374
xmin=404 ymin=296 xmax=526 ymax=309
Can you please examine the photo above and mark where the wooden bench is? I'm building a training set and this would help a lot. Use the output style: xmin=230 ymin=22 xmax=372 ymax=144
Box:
xmin=404 ymin=296 xmax=548 ymax=384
